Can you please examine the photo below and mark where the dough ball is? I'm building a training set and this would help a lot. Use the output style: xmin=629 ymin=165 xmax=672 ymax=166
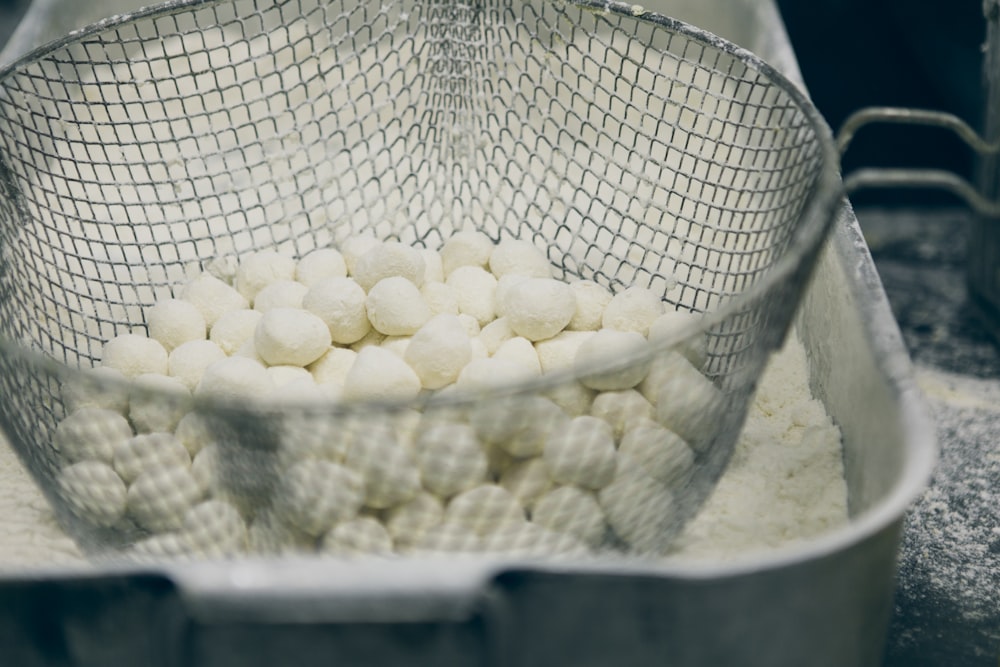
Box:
xmin=445 ymin=266 xmax=498 ymax=327
xmin=531 ymin=485 xmax=607 ymax=548
xmin=179 ymin=499 xmax=247 ymax=558
xmin=246 ymin=508 xmax=317 ymax=555
xmin=648 ymin=310 xmax=709 ymax=369
xmin=444 ymin=484 xmax=524 ymax=536
xmin=168 ymin=340 xmax=227 ymax=392
xmin=339 ymin=234 xmax=382 ymax=275
xmin=544 ymin=381 xmax=595 ymax=417
xmin=174 ymin=411 xmax=215 ymax=458
xmin=365 ymin=276 xmax=432 ymax=336
xmin=441 ymin=230 xmax=494 ymax=277
xmin=383 ymin=491 xmax=444 ymax=548
xmin=619 ymin=418 xmax=694 ymax=487
xmin=421 ymin=281 xmax=460 ymax=316
xmin=495 ymin=396 xmax=568 ymax=458
xmin=492 ymin=337 xmax=542 ymax=377
xmin=266 ymin=365 xmax=314 ymax=388
xmin=146 ymin=298 xmax=207 ymax=352
xmin=343 ymin=422 xmax=421 ymax=509
xmin=126 ymin=464 xmax=204 ymax=533
xmin=308 ymin=346 xmax=357 ymax=386
xmin=101 ymin=334 xmax=169 ymax=379
xmin=252 ymin=279 xmax=308 ymax=312
xmin=320 ymin=516 xmax=394 ymax=557
xmin=128 ymin=373 xmax=191 ymax=433
xmin=296 ymin=248 xmax=347 ymax=286
xmin=479 ymin=317 xmax=514 ymax=356
xmin=352 ymin=240 xmax=426 ymax=291
xmin=273 ymin=460 xmax=364 ymax=536
xmin=575 ymin=329 xmax=651 ymax=391
xmin=407 ymin=521 xmax=484 ymax=556
xmin=195 ymin=356 xmax=275 ymax=401
xmin=454 ymin=357 xmax=537 ymax=392
xmin=589 ymin=389 xmax=655 ymax=440
xmin=342 ymin=346 xmax=421 ymax=401
xmin=254 ymin=307 xmax=332 ymax=367
xmin=567 ymin=280 xmax=613 ymax=331
xmin=53 ymin=407 xmax=133 ymax=465
xmin=534 ymin=330 xmax=594 ymax=375
xmin=61 ymin=366 xmax=130 ymax=415
xmin=544 ymin=415 xmax=617 ymax=490
xmin=652 ymin=354 xmax=726 ymax=452
xmin=181 ymin=273 xmax=250 ymax=327
xmin=488 ymin=239 xmax=552 ymax=278
xmin=129 ymin=532 xmax=192 ymax=562
xmin=493 ymin=274 xmax=530 ymax=319
xmin=113 ymin=432 xmax=191 ymax=485
xmin=414 ymin=421 xmax=487 ymax=498
xmin=404 ymin=314 xmax=473 ymax=389
xmin=602 ymin=286 xmax=664 ymax=336
xmin=499 ymin=457 xmax=553 ymax=509
xmin=421 ymin=248 xmax=445 ymax=284
xmin=234 ymin=250 xmax=297 ymax=301
xmin=598 ymin=461 xmax=678 ymax=554
xmin=209 ymin=309 xmax=263 ymax=355
xmin=480 ymin=520 xmax=589 ymax=559
xmin=57 ymin=460 xmax=127 ymax=528
xmin=501 ymin=277 xmax=576 ymax=342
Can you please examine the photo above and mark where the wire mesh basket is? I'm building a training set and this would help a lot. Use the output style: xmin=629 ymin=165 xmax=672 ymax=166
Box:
xmin=0 ymin=0 xmax=842 ymax=561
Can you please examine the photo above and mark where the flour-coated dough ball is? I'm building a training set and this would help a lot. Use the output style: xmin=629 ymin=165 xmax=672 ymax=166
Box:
xmin=531 ymin=485 xmax=607 ymax=548
xmin=499 ymin=457 xmax=553 ymax=509
xmin=180 ymin=499 xmax=247 ymax=557
xmin=205 ymin=255 xmax=239 ymax=285
xmin=407 ymin=520 xmax=484 ymax=555
xmin=544 ymin=382 xmax=595 ymax=417
xmin=174 ymin=411 xmax=215 ymax=458
xmin=343 ymin=422 xmax=421 ymax=509
xmin=181 ymin=273 xmax=250 ymax=327
xmin=421 ymin=248 xmax=445 ymax=284
xmin=253 ymin=279 xmax=308 ymax=312
xmin=101 ymin=334 xmax=169 ymax=379
xmin=274 ymin=460 xmax=364 ymax=536
xmin=129 ymin=373 xmax=191 ymax=433
xmin=502 ymin=278 xmax=576 ymax=342
xmin=567 ymin=280 xmax=613 ymax=332
xmin=404 ymin=314 xmax=472 ymax=389
xmin=469 ymin=395 xmax=561 ymax=451
xmin=488 ymin=239 xmax=552 ymax=279
xmin=454 ymin=357 xmax=536 ymax=392
xmin=637 ymin=350 xmax=688 ymax=405
xmin=601 ymin=286 xmax=663 ymax=336
xmin=492 ymin=337 xmax=542 ymax=377
xmin=339 ymin=233 xmax=381 ymax=275
xmin=246 ymin=507 xmax=317 ymax=555
xmin=575 ymin=329 xmax=651 ymax=391
xmin=444 ymin=265 xmax=498 ymax=327
xmin=415 ymin=421 xmax=487 ymax=499
xmin=195 ymin=356 xmax=275 ymax=401
xmin=441 ymin=230 xmax=494 ymax=277
xmin=53 ymin=407 xmax=133 ymax=465
xmin=352 ymin=241 xmax=426 ymax=291
xmin=146 ymin=298 xmax=206 ymax=351
xmin=266 ymin=365 xmax=313 ymax=388
xmin=61 ymin=366 xmax=130 ymax=415
xmin=129 ymin=532 xmax=192 ymax=562
xmin=58 ymin=461 xmax=127 ymax=527
xmin=348 ymin=328 xmax=386 ymax=352
xmin=234 ymin=250 xmax=297 ymax=301
xmin=341 ymin=346 xmax=421 ymax=401
xmin=544 ymin=415 xmax=616 ymax=490
xmin=421 ymin=281 xmax=460 ymax=316
xmin=321 ymin=516 xmax=394 ymax=557
xmin=233 ymin=338 xmax=266 ymax=364
xmin=619 ymin=418 xmax=694 ymax=487
xmin=168 ymin=340 xmax=227 ymax=392
xmin=478 ymin=317 xmax=514 ymax=355
xmin=295 ymin=248 xmax=347 ymax=287
xmin=652 ymin=354 xmax=725 ymax=452
xmin=647 ymin=310 xmax=708 ymax=369
xmin=126 ymin=464 xmax=204 ymax=533
xmin=209 ymin=309 xmax=263 ymax=355
xmin=493 ymin=274 xmax=530 ymax=319
xmin=589 ymin=389 xmax=655 ymax=440
xmin=190 ymin=443 xmax=219 ymax=496
xmin=598 ymin=460 xmax=677 ymax=554
xmin=113 ymin=431 xmax=191 ymax=485
xmin=383 ymin=491 xmax=444 ymax=548
xmin=364 ymin=276 xmax=432 ymax=336
xmin=308 ymin=346 xmax=356 ymax=386
xmin=445 ymin=484 xmax=524 ymax=536
xmin=534 ymin=330 xmax=594 ymax=375
xmin=496 ymin=396 xmax=568 ymax=458
xmin=480 ymin=520 xmax=589 ymax=559
xmin=254 ymin=307 xmax=331 ymax=367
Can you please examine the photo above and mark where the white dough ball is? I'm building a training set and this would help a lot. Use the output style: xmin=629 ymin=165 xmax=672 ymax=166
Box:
xmin=101 ymin=334 xmax=168 ymax=379
xmin=180 ymin=499 xmax=247 ymax=557
xmin=480 ymin=520 xmax=589 ymax=559
xmin=492 ymin=337 xmax=542 ymax=377
xmin=488 ymin=239 xmax=552 ymax=278
xmin=454 ymin=357 xmax=536 ymax=392
xmin=499 ymin=457 xmax=553 ymax=509
xmin=421 ymin=281 xmax=460 ymax=316
xmin=295 ymin=248 xmax=347 ymax=286
xmin=440 ymin=230 xmax=494 ymax=277
xmin=381 ymin=335 xmax=411 ymax=358
xmin=274 ymin=459 xmax=364 ymax=536
xmin=544 ymin=415 xmax=617 ymax=490
xmin=266 ymin=365 xmax=314 ymax=388
xmin=589 ymin=389 xmax=655 ymax=440
xmin=652 ymin=354 xmax=725 ymax=452
xmin=129 ymin=373 xmax=191 ymax=433
xmin=493 ymin=274 xmax=530 ymax=318
xmin=648 ymin=310 xmax=709 ymax=369
xmin=113 ymin=432 xmax=191 ymax=484
xmin=195 ymin=356 xmax=275 ymax=401
xmin=598 ymin=461 xmax=677 ymax=554
xmin=58 ymin=460 xmax=127 ymax=528
xmin=168 ymin=340 xmax=227 ymax=392
xmin=209 ymin=309 xmax=263 ymax=355
xmin=321 ymin=516 xmax=394 ymax=557
xmin=234 ymin=250 xmax=297 ymax=301
xmin=181 ymin=273 xmax=250 ymax=327
xmin=567 ymin=280 xmax=613 ymax=331
xmin=174 ymin=411 xmax=215 ymax=458
xmin=502 ymin=278 xmax=576 ymax=342
xmin=233 ymin=338 xmax=266 ymax=364
xmin=575 ymin=329 xmax=651 ymax=391
xmin=254 ymin=307 xmax=332 ymax=367
xmin=408 ymin=520 xmax=484 ymax=555
xmin=308 ymin=347 xmax=357 ymax=385
xmin=365 ymin=276 xmax=432 ymax=336
xmin=619 ymin=418 xmax=694 ymax=487
xmin=53 ymin=407 xmax=133 ymax=465
xmin=456 ymin=313 xmax=482 ymax=338
xmin=253 ymin=279 xmax=308 ymax=312
xmin=469 ymin=395 xmax=564 ymax=452
xmin=383 ymin=491 xmax=444 ymax=548
xmin=421 ymin=248 xmax=445 ymax=284
xmin=602 ymin=286 xmax=664 ymax=336
xmin=349 ymin=328 xmax=387 ymax=352
xmin=129 ymin=532 xmax=192 ymax=562
xmin=145 ymin=298 xmax=207 ymax=352
xmin=126 ymin=464 xmax=204 ymax=533
xmin=445 ymin=266 xmax=498 ymax=326
xmin=544 ymin=382 xmax=595 ymax=417
xmin=414 ymin=421 xmax=487 ymax=498
xmin=343 ymin=422 xmax=421 ymax=509
xmin=478 ymin=317 xmax=514 ymax=355
xmin=246 ymin=507 xmax=317 ymax=555
xmin=352 ymin=241 xmax=426 ymax=291
xmin=404 ymin=314 xmax=472 ymax=389
xmin=444 ymin=484 xmax=524 ymax=536
xmin=61 ymin=366 xmax=130 ymax=415
xmin=534 ymin=330 xmax=594 ymax=375
xmin=531 ymin=485 xmax=607 ymax=548
xmin=339 ymin=234 xmax=382 ymax=275
xmin=341 ymin=346 xmax=421 ymax=401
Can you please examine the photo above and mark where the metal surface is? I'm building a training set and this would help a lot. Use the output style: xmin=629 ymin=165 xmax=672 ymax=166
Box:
xmin=0 ymin=1 xmax=937 ymax=666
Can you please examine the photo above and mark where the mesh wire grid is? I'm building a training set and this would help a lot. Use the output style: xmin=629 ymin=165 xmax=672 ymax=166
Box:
xmin=0 ymin=0 xmax=841 ymax=559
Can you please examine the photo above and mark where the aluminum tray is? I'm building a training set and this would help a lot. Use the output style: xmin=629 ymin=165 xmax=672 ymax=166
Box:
xmin=0 ymin=1 xmax=937 ymax=666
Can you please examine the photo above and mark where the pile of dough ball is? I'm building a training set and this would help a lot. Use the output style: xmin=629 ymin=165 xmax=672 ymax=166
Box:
xmin=53 ymin=231 xmax=724 ymax=561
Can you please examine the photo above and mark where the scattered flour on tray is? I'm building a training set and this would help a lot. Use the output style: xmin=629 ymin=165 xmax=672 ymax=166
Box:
xmin=0 ymin=328 xmax=848 ymax=567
